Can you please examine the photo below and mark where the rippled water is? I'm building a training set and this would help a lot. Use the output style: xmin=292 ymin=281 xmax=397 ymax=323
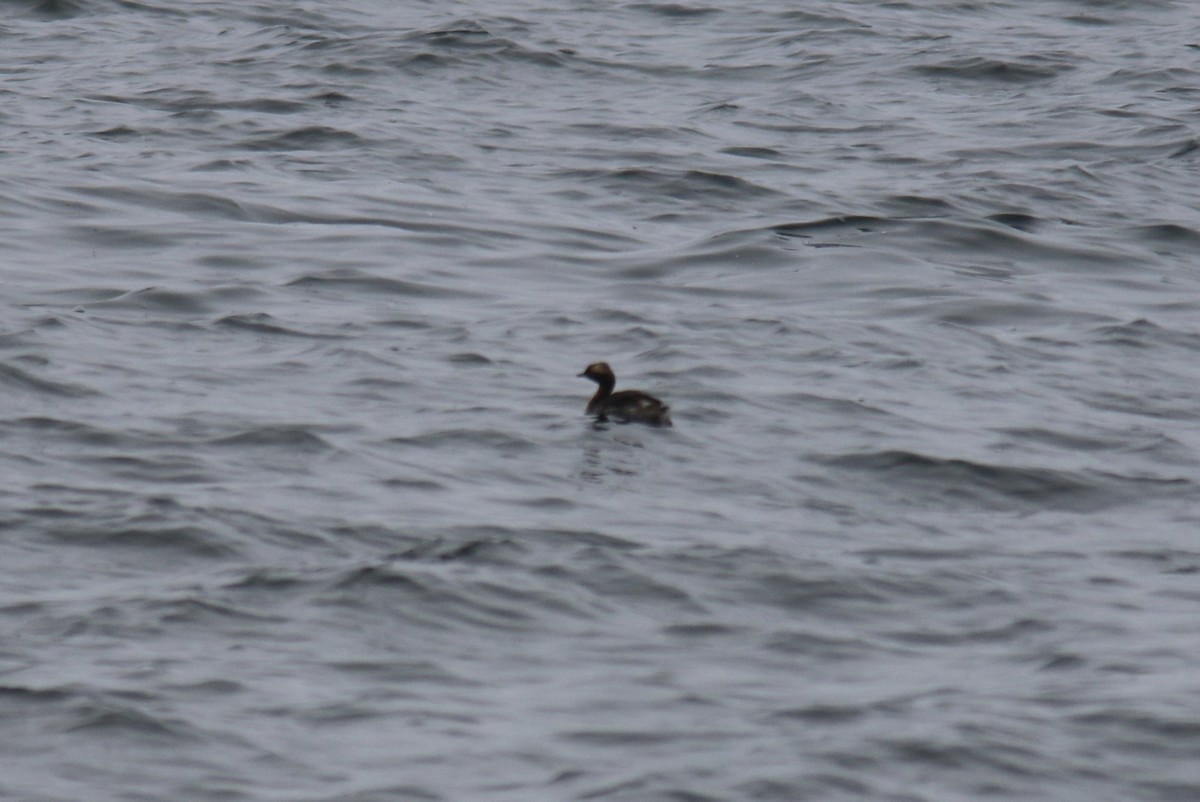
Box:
xmin=3 ymin=1 xmax=1200 ymax=799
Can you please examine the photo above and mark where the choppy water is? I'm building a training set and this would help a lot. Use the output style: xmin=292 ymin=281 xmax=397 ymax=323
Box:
xmin=3 ymin=1 xmax=1200 ymax=799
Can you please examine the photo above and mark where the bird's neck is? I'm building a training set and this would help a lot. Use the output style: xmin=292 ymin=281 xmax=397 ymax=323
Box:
xmin=589 ymin=377 xmax=614 ymax=406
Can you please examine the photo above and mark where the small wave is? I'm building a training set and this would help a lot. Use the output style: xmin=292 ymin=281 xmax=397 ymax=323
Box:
xmin=6 ymin=0 xmax=89 ymax=20
xmin=772 ymin=215 xmax=1130 ymax=269
xmin=241 ymin=125 xmax=367 ymax=152
xmin=144 ymin=596 xmax=284 ymax=627
xmin=446 ymin=352 xmax=492 ymax=365
xmin=612 ymin=229 xmax=797 ymax=280
xmin=399 ymin=19 xmax=572 ymax=69
xmin=71 ymin=185 xmax=253 ymax=222
xmin=287 ymin=268 xmax=488 ymax=299
xmin=87 ymin=286 xmax=214 ymax=315
xmin=46 ymin=523 xmax=239 ymax=561
xmin=80 ymin=284 xmax=263 ymax=318
xmin=888 ymin=616 xmax=1052 ymax=646
xmin=91 ymin=90 xmax=309 ymax=116
xmin=222 ymin=567 xmax=326 ymax=595
xmin=720 ymin=146 xmax=783 ymax=159
xmin=381 ymin=476 xmax=445 ymax=492
xmin=1086 ymin=319 xmax=1200 ymax=359
xmin=627 ymin=3 xmax=722 ymax=18
xmin=772 ymin=392 xmax=901 ymax=422
xmin=0 ymin=362 xmax=98 ymax=398
xmin=564 ymin=166 xmax=782 ymax=203
xmin=1069 ymin=709 xmax=1200 ymax=746
xmin=3 ymin=416 xmax=165 ymax=448
xmin=912 ymin=55 xmax=1071 ymax=84
xmin=87 ymin=125 xmax=141 ymax=140
xmin=773 ymin=214 xmax=897 ymax=243
xmin=76 ymin=454 xmax=212 ymax=484
xmin=771 ymin=703 xmax=866 ymax=723
xmin=388 ymin=429 xmax=537 ymax=454
xmin=881 ymin=195 xmax=956 ymax=215
xmin=65 ymin=698 xmax=202 ymax=743
xmin=987 ymin=212 xmax=1043 ymax=231
xmin=504 ymin=495 xmax=577 ymax=510
xmin=1102 ymin=551 xmax=1200 ymax=586
xmin=1169 ymin=139 xmax=1199 ymax=158
xmin=0 ymin=684 xmax=73 ymax=704
xmin=743 ymin=572 xmax=895 ymax=613
xmin=1125 ymin=222 xmax=1200 ymax=247
xmin=879 ymin=732 xmax=1045 ymax=777
xmin=387 ymin=537 xmax=511 ymax=563
xmin=321 ymin=561 xmax=555 ymax=633
xmin=995 ymin=426 xmax=1157 ymax=454
xmin=814 ymin=449 xmax=1187 ymax=512
xmin=216 ymin=312 xmax=345 ymax=339
xmin=207 ymin=424 xmax=337 ymax=452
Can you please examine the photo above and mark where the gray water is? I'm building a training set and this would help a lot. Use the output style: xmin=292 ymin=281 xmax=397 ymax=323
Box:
xmin=3 ymin=1 xmax=1200 ymax=799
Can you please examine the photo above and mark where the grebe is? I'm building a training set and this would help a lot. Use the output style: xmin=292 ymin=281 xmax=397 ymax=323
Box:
xmin=578 ymin=362 xmax=672 ymax=427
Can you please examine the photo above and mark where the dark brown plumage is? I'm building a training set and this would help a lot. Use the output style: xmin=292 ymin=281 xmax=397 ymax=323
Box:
xmin=578 ymin=362 xmax=672 ymax=427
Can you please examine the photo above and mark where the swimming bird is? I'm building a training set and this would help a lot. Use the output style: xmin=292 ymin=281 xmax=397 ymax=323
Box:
xmin=578 ymin=362 xmax=672 ymax=427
